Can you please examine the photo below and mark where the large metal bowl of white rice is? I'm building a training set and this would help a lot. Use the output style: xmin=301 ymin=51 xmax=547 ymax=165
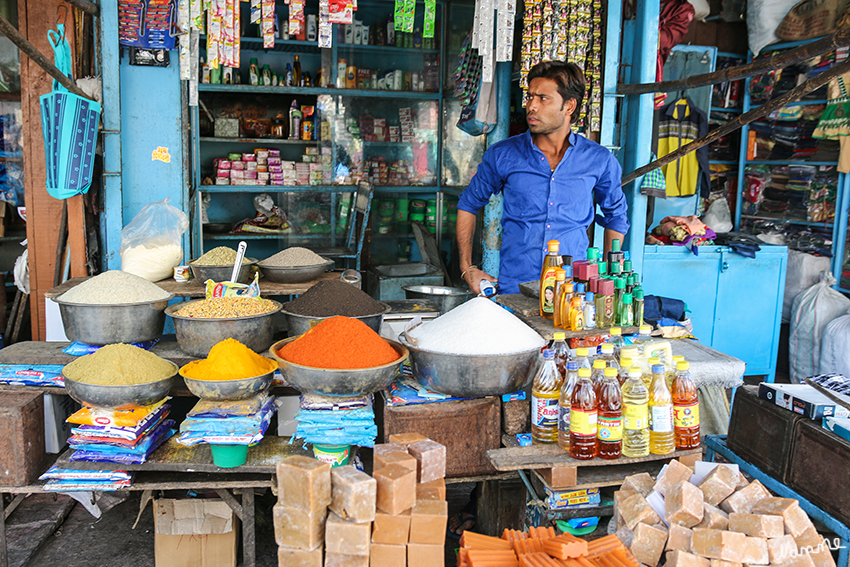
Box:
xmin=54 ymin=271 xmax=174 ymax=345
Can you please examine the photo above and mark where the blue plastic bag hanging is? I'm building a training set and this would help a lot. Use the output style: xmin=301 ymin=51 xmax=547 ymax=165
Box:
xmin=39 ymin=24 xmax=101 ymax=200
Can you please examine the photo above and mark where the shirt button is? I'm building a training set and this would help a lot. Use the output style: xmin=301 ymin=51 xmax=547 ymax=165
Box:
xmin=549 ymin=202 xmax=553 ymax=205
xmin=547 ymin=224 xmax=551 ymax=228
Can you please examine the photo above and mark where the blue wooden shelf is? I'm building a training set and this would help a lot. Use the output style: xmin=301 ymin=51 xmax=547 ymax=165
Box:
xmin=710 ymin=107 xmax=741 ymax=114
xmin=199 ymin=137 xmax=321 ymax=145
xmin=200 ymin=184 xmax=355 ymax=193
xmin=202 ymin=233 xmax=333 ymax=240
xmin=741 ymin=214 xmax=833 ymax=227
xmin=198 ymin=84 xmax=441 ymax=100
xmin=750 ymin=100 xmax=828 ymax=109
xmin=746 ymin=161 xmax=838 ymax=166
xmin=336 ymin=43 xmax=439 ymax=55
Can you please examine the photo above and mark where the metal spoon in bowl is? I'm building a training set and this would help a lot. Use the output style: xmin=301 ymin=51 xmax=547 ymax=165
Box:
xmin=230 ymin=240 xmax=247 ymax=283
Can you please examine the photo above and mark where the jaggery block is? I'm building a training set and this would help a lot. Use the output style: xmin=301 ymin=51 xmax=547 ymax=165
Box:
xmin=325 ymin=511 xmax=371 ymax=556
xmin=408 ymin=500 xmax=448 ymax=545
xmin=691 ymin=528 xmax=748 ymax=561
xmin=374 ymin=451 xmax=417 ymax=473
xmin=324 ymin=553 xmax=369 ymax=567
xmin=736 ymin=472 xmax=750 ymax=490
xmin=619 ymin=493 xmax=662 ymax=530
xmin=666 ymin=481 xmax=705 ymax=528
xmin=615 ymin=526 xmax=634 ymax=549
xmin=407 ymin=440 xmax=446 ymax=483
xmin=416 ymin=478 xmax=446 ymax=501
xmin=277 ymin=456 xmax=332 ymax=514
xmin=750 ymin=498 xmax=814 ymax=537
xmin=728 ymin=513 xmax=784 ymax=538
xmin=741 ymin=536 xmax=768 ymax=565
xmin=613 ymin=489 xmax=639 ymax=529
xmin=373 ymin=464 xmax=416 ymax=515
xmin=369 ymin=543 xmax=405 ymax=567
xmin=372 ymin=510 xmax=411 ymax=544
xmin=630 ymin=522 xmax=668 ymax=566
xmin=388 ymin=433 xmax=429 ymax=447
xmin=406 ymin=543 xmax=444 ymax=567
xmin=373 ymin=443 xmax=407 ymax=456
xmin=540 ymin=466 xmax=578 ymax=489
xmin=330 ymin=466 xmax=377 ymax=524
xmin=698 ymin=465 xmax=739 ymax=506
xmin=666 ymin=550 xmax=711 ymax=567
xmin=666 ymin=525 xmax=694 ymax=553
xmin=720 ymin=480 xmax=771 ymax=515
xmin=622 ymin=472 xmax=656 ymax=496
xmin=795 ymin=526 xmax=824 ymax=550
xmin=775 ymin=554 xmax=817 ymax=567
xmin=710 ymin=561 xmax=743 ymax=567
xmin=279 ymin=546 xmax=323 ymax=567
xmin=273 ymin=503 xmax=327 ymax=550
xmin=809 ymin=544 xmax=838 ymax=567
xmin=655 ymin=460 xmax=696 ymax=497
xmin=696 ymin=504 xmax=730 ymax=530
xmin=768 ymin=535 xmax=798 ymax=564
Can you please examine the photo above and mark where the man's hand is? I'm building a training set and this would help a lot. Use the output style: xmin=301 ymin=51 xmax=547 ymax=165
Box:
xmin=463 ymin=266 xmax=498 ymax=295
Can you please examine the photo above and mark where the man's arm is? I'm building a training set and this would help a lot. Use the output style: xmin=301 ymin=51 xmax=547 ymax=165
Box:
xmin=594 ymin=153 xmax=630 ymax=257
xmin=604 ymin=228 xmax=625 ymax=257
xmin=457 ymin=209 xmax=497 ymax=294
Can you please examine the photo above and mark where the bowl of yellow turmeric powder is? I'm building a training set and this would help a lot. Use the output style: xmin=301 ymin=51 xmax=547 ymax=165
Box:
xmin=179 ymin=338 xmax=278 ymax=401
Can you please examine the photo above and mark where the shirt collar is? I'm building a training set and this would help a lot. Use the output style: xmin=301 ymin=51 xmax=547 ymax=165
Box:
xmin=525 ymin=129 xmax=579 ymax=156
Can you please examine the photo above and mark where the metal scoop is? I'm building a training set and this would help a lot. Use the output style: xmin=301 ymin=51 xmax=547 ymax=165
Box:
xmin=230 ymin=240 xmax=247 ymax=283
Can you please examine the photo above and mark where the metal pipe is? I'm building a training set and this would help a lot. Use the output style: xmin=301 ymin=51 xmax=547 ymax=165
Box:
xmin=65 ymin=0 xmax=99 ymax=16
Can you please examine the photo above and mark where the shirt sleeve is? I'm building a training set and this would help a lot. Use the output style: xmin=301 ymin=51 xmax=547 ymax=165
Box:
xmin=457 ymin=145 xmax=504 ymax=215
xmin=593 ymin=152 xmax=631 ymax=235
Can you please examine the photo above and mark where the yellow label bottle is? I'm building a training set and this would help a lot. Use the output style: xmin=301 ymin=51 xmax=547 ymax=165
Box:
xmin=648 ymin=363 xmax=675 ymax=455
xmin=552 ymin=268 xmax=567 ymax=329
xmin=531 ymin=350 xmax=562 ymax=444
xmin=621 ymin=366 xmax=649 ymax=457
xmin=539 ymin=240 xmax=563 ymax=319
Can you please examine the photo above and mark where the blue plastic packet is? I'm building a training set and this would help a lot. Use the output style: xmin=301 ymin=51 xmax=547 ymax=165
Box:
xmin=516 ymin=433 xmax=532 ymax=446
xmin=0 ymin=364 xmax=64 ymax=387
xmin=63 ymin=339 xmax=159 ymax=356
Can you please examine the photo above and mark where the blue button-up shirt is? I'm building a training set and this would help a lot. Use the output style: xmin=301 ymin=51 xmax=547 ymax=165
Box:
xmin=458 ymin=130 xmax=630 ymax=294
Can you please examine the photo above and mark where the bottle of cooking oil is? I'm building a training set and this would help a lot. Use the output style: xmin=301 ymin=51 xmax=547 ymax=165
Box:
xmin=574 ymin=347 xmax=592 ymax=372
xmin=558 ymin=282 xmax=575 ymax=331
xmin=531 ymin=350 xmax=562 ymax=444
xmin=597 ymin=367 xmax=623 ymax=459
xmin=622 ymin=366 xmax=649 ymax=457
xmin=552 ymin=269 xmax=567 ymax=329
xmin=539 ymin=240 xmax=564 ymax=319
xmin=632 ymin=325 xmax=654 ymax=350
xmin=558 ymin=361 xmax=579 ymax=450
xmin=569 ymin=368 xmax=597 ymax=460
xmin=591 ymin=359 xmax=607 ymax=398
xmin=619 ymin=346 xmax=640 ymax=370
xmin=597 ymin=343 xmax=620 ymax=370
xmin=672 ymin=361 xmax=700 ymax=450
xmin=648 ymin=363 xmax=675 ymax=455
xmin=667 ymin=355 xmax=685 ymax=388
xmin=617 ymin=356 xmax=633 ymax=386
xmin=642 ymin=357 xmax=661 ymax=388
xmin=569 ymin=297 xmax=584 ymax=331
xmin=550 ymin=332 xmax=569 ymax=380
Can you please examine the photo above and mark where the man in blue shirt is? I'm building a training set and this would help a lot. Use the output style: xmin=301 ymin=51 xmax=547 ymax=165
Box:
xmin=457 ymin=61 xmax=630 ymax=295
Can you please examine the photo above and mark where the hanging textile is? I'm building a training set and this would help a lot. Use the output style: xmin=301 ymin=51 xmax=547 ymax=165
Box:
xmin=39 ymin=24 xmax=101 ymax=200
xmin=813 ymin=72 xmax=850 ymax=173
xmin=656 ymin=0 xmax=695 ymax=108
xmin=655 ymin=98 xmax=709 ymax=198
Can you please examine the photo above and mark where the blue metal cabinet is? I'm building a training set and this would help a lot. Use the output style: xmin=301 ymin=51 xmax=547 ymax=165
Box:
xmin=642 ymin=244 xmax=788 ymax=381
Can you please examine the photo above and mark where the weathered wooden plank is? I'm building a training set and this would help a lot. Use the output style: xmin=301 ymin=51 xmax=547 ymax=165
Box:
xmin=495 ymin=294 xmax=637 ymax=340
xmin=487 ymin=441 xmax=702 ymax=471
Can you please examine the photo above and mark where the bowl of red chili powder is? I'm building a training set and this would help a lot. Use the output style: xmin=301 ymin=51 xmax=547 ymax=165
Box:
xmin=270 ymin=316 xmax=407 ymax=397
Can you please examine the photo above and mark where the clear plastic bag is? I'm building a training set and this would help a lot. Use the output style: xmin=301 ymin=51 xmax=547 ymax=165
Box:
xmin=120 ymin=198 xmax=188 ymax=281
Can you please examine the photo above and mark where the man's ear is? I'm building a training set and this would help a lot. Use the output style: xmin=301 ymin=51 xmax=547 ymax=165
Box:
xmin=564 ymin=97 xmax=577 ymax=117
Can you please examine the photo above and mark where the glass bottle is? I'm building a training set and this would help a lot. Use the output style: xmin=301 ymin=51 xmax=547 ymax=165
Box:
xmin=558 ymin=361 xmax=579 ymax=450
xmin=569 ymin=368 xmax=597 ymax=460
xmin=293 ymin=54 xmax=302 ymax=86
xmin=618 ymin=292 xmax=634 ymax=327
xmin=284 ymin=63 xmax=295 ymax=86
xmin=558 ymin=282 xmax=575 ymax=331
xmin=539 ymin=240 xmax=564 ymax=319
xmin=574 ymin=348 xmax=592 ymax=372
xmin=621 ymin=366 xmax=649 ymax=457
xmin=591 ymin=359 xmax=607 ymax=398
xmin=613 ymin=277 xmax=625 ymax=321
xmin=249 ymin=57 xmax=260 ymax=85
xmin=552 ymin=269 xmax=567 ymax=329
xmin=597 ymin=367 xmax=623 ymax=459
xmin=569 ymin=297 xmax=584 ymax=331
xmin=596 ymin=279 xmax=615 ymax=328
xmin=550 ymin=332 xmax=569 ymax=381
xmin=288 ymin=100 xmax=301 ymax=140
xmin=648 ymin=364 xmax=675 ymax=455
xmin=583 ymin=291 xmax=596 ymax=329
xmin=672 ymin=361 xmax=700 ymax=450
xmin=531 ymin=350 xmax=562 ymax=444
xmin=608 ymin=238 xmax=624 ymax=273
xmin=633 ymin=287 xmax=645 ymax=327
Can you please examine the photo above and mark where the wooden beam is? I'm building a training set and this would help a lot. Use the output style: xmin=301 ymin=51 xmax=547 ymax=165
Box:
xmin=0 ymin=11 xmax=92 ymax=100
xmin=618 ymin=27 xmax=850 ymax=96
xmin=65 ymin=0 xmax=98 ymax=16
xmin=621 ymin=57 xmax=850 ymax=186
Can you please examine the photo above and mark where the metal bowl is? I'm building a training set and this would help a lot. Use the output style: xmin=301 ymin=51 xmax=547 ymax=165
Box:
xmin=400 ymin=337 xmax=541 ymax=397
xmin=62 ymin=362 xmax=178 ymax=410
xmin=259 ymin=260 xmax=334 ymax=284
xmin=54 ymin=296 xmax=174 ymax=345
xmin=180 ymin=369 xmax=274 ymax=401
xmin=280 ymin=302 xmax=391 ymax=337
xmin=166 ymin=299 xmax=283 ymax=357
xmin=189 ymin=258 xmax=258 ymax=284
xmin=402 ymin=285 xmax=474 ymax=314
xmin=270 ymin=337 xmax=407 ymax=397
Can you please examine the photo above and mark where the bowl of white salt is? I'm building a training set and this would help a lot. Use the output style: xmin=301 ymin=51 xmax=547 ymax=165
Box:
xmin=400 ymin=297 xmax=547 ymax=397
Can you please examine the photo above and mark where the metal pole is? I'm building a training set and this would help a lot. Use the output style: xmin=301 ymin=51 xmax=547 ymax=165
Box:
xmin=65 ymin=0 xmax=99 ymax=16
xmin=0 ymin=12 xmax=93 ymax=100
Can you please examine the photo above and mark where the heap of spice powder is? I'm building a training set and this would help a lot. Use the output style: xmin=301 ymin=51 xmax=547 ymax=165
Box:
xmin=191 ymin=246 xmax=251 ymax=266
xmin=277 ymin=316 xmax=400 ymax=369
xmin=175 ymin=297 xmax=278 ymax=318
xmin=181 ymin=338 xmax=276 ymax=381
xmin=63 ymin=344 xmax=176 ymax=385
xmin=284 ymin=280 xmax=386 ymax=317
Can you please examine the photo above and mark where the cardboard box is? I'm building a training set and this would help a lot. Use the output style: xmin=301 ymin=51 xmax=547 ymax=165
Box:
xmin=822 ymin=416 xmax=850 ymax=443
xmin=153 ymin=499 xmax=239 ymax=567
xmin=758 ymin=383 xmax=850 ymax=419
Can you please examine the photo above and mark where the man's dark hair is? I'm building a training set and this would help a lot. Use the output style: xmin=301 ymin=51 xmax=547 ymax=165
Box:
xmin=527 ymin=61 xmax=585 ymax=123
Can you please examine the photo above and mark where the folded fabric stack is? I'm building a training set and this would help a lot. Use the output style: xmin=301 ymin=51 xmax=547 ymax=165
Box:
xmin=67 ymin=400 xmax=175 ymax=465
xmin=39 ymin=465 xmax=132 ymax=491
xmin=295 ymin=393 xmax=377 ymax=447
xmin=177 ymin=393 xmax=277 ymax=446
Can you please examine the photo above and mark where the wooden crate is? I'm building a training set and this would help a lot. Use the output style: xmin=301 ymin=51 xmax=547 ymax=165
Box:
xmin=0 ymin=391 xmax=46 ymax=486
xmin=786 ymin=419 xmax=850 ymax=527
xmin=376 ymin=394 xmax=500 ymax=478
xmin=727 ymin=385 xmax=801 ymax=483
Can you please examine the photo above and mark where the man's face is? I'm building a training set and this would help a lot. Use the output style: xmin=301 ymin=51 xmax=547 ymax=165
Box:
xmin=525 ymin=77 xmax=575 ymax=135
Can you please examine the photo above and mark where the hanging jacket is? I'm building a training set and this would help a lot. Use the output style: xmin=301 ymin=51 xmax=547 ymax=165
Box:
xmin=657 ymin=0 xmax=695 ymax=83
xmin=656 ymin=97 xmax=710 ymax=198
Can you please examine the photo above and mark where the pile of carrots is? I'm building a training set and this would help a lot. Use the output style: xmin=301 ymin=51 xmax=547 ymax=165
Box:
xmin=457 ymin=528 xmax=639 ymax=567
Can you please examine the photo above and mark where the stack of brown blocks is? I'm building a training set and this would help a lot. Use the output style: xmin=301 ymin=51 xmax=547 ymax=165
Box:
xmin=613 ymin=460 xmax=837 ymax=567
xmin=274 ymin=433 xmax=448 ymax=567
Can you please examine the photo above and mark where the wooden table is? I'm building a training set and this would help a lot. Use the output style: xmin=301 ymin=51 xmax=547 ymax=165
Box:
xmin=45 ymin=270 xmax=339 ymax=299
xmin=0 ymin=437 xmax=309 ymax=567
